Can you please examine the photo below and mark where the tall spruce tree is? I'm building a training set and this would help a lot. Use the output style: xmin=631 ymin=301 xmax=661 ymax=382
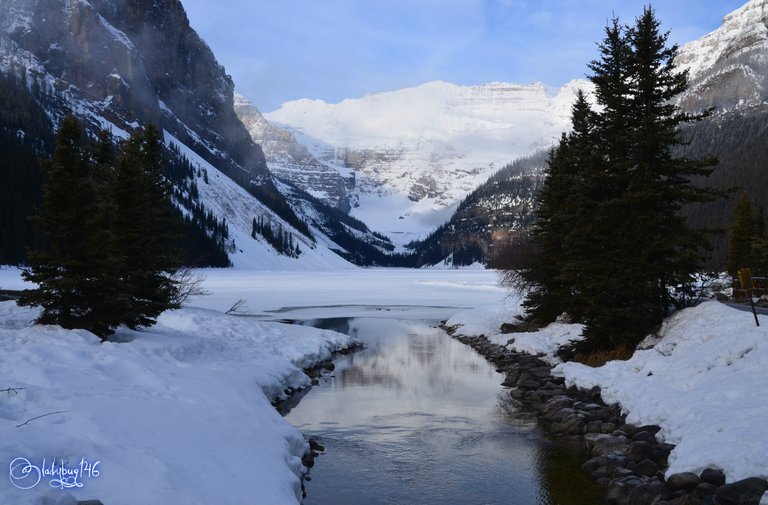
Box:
xmin=727 ymin=192 xmax=756 ymax=275
xmin=107 ymin=124 xmax=182 ymax=329
xmin=521 ymin=7 xmax=718 ymax=351
xmin=19 ymin=115 xmax=118 ymax=336
xmin=21 ymin=118 xmax=184 ymax=337
xmin=585 ymin=8 xmax=717 ymax=348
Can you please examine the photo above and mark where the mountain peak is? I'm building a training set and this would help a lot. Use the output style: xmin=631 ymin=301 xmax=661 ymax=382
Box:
xmin=676 ymin=0 xmax=768 ymax=76
xmin=263 ymin=79 xmax=589 ymax=237
xmin=724 ymin=0 xmax=768 ymax=24
xmin=675 ymin=0 xmax=768 ymax=112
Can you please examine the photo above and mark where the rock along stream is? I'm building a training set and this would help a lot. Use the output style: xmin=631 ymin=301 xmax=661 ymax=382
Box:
xmin=282 ymin=314 xmax=604 ymax=505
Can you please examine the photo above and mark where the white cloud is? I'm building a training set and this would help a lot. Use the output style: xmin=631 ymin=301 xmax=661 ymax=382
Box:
xmin=180 ymin=0 xmax=747 ymax=111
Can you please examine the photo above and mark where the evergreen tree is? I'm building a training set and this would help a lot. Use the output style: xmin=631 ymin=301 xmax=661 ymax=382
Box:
xmin=589 ymin=8 xmax=716 ymax=348
xmin=585 ymin=8 xmax=716 ymax=348
xmin=521 ymin=7 xmax=719 ymax=351
xmin=21 ymin=118 xmax=185 ymax=337
xmin=19 ymin=115 xmax=118 ymax=336
xmin=107 ymin=124 xmax=182 ymax=329
xmin=727 ymin=192 xmax=756 ymax=275
xmin=523 ymin=91 xmax=597 ymax=323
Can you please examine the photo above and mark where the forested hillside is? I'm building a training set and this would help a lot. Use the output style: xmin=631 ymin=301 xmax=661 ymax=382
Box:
xmin=410 ymin=152 xmax=545 ymax=267
xmin=0 ymin=72 xmax=50 ymax=264
xmin=680 ymin=106 xmax=768 ymax=268
xmin=0 ymin=71 xmax=232 ymax=267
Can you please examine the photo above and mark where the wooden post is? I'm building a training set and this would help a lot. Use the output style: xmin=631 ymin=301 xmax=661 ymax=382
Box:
xmin=738 ymin=268 xmax=760 ymax=327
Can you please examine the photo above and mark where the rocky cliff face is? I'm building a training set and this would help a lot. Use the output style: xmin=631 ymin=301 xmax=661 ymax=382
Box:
xmin=676 ymin=0 xmax=768 ymax=112
xmin=234 ymin=93 xmax=354 ymax=211
xmin=0 ymin=0 xmax=399 ymax=268
xmin=0 ymin=0 xmax=269 ymax=188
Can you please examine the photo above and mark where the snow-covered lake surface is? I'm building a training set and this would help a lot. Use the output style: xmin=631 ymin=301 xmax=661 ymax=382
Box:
xmin=186 ymin=268 xmax=508 ymax=318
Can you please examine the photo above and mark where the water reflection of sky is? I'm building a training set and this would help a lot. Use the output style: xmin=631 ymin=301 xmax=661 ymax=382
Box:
xmin=289 ymin=318 xmax=508 ymax=439
xmin=286 ymin=316 xmax=604 ymax=505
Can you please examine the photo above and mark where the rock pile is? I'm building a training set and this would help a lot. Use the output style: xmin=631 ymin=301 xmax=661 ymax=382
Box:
xmin=448 ymin=331 xmax=768 ymax=505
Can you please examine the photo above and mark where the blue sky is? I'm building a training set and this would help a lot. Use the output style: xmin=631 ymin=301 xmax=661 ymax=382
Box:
xmin=180 ymin=1 xmax=746 ymax=112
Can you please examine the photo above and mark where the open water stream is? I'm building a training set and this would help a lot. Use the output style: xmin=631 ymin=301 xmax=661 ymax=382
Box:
xmin=282 ymin=313 xmax=603 ymax=505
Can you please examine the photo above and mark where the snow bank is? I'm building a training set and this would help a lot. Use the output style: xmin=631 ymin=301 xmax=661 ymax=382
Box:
xmin=0 ymin=302 xmax=355 ymax=505
xmin=491 ymin=322 xmax=585 ymax=365
xmin=554 ymin=301 xmax=768 ymax=482
xmin=450 ymin=295 xmax=768 ymax=483
xmin=446 ymin=294 xmax=583 ymax=364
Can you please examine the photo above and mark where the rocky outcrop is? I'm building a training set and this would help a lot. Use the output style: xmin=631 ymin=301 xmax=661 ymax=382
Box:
xmin=1 ymin=0 xmax=270 ymax=189
xmin=235 ymin=93 xmax=354 ymax=211
xmin=676 ymin=0 xmax=768 ymax=112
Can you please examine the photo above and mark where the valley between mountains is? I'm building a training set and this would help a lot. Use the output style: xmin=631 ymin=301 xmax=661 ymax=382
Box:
xmin=2 ymin=2 xmax=768 ymax=505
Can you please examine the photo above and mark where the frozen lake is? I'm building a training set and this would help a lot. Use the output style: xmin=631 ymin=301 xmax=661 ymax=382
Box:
xmin=186 ymin=268 xmax=507 ymax=319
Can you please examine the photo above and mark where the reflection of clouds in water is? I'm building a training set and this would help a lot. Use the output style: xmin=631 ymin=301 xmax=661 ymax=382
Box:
xmin=287 ymin=318 xmax=503 ymax=438
xmin=334 ymin=325 xmax=497 ymax=399
xmin=291 ymin=316 xmax=603 ymax=505
xmin=338 ymin=363 xmax=404 ymax=390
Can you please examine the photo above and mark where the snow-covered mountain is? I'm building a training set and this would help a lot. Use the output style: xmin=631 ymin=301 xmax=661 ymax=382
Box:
xmin=4 ymin=0 xmax=765 ymax=269
xmin=0 ymin=0 xmax=394 ymax=269
xmin=260 ymin=80 xmax=591 ymax=242
xmin=234 ymin=93 xmax=355 ymax=212
xmin=675 ymin=0 xmax=768 ymax=112
xmin=416 ymin=0 xmax=768 ymax=267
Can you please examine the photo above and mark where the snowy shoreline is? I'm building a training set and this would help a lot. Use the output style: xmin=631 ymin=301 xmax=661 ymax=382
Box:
xmin=0 ymin=267 xmax=508 ymax=504
xmin=0 ymin=301 xmax=357 ymax=504
xmin=447 ymin=299 xmax=768 ymax=504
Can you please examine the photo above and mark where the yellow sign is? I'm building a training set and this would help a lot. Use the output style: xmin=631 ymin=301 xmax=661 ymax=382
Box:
xmin=738 ymin=268 xmax=754 ymax=290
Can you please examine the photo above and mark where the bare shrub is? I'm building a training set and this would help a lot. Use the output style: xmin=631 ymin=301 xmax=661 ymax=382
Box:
xmin=171 ymin=267 xmax=210 ymax=306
